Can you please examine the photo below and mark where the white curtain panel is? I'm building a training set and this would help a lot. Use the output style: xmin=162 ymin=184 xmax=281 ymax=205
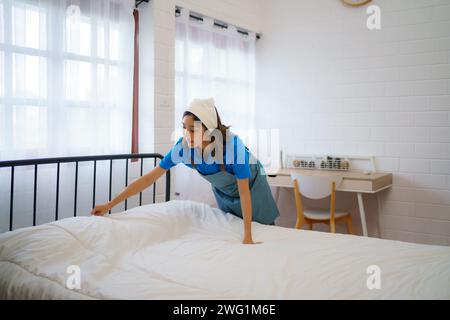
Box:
xmin=173 ymin=9 xmax=256 ymax=204
xmin=0 ymin=0 xmax=134 ymax=160
xmin=0 ymin=0 xmax=135 ymax=231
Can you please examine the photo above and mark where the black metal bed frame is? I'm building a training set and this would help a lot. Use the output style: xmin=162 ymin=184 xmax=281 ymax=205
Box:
xmin=0 ymin=153 xmax=170 ymax=232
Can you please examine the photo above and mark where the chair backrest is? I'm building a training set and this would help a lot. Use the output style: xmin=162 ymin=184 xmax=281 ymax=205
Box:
xmin=290 ymin=172 xmax=343 ymax=199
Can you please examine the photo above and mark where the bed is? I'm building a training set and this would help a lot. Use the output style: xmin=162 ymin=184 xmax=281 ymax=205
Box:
xmin=0 ymin=199 xmax=449 ymax=299
xmin=0 ymin=155 xmax=449 ymax=299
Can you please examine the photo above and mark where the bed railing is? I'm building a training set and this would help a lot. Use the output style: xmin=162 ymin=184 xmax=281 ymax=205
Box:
xmin=0 ymin=153 xmax=171 ymax=231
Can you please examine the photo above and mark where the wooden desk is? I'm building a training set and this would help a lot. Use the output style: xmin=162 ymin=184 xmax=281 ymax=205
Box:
xmin=265 ymin=168 xmax=393 ymax=237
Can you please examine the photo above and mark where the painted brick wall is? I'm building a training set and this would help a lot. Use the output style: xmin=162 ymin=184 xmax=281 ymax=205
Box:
xmin=256 ymin=0 xmax=450 ymax=245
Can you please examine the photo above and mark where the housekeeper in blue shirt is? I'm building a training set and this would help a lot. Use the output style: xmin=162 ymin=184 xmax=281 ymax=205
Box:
xmin=92 ymin=98 xmax=280 ymax=245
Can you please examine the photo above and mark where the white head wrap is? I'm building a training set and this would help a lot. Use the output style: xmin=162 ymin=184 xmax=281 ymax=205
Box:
xmin=186 ymin=98 xmax=218 ymax=131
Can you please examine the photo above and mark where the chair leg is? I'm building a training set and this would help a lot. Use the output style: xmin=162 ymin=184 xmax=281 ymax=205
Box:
xmin=346 ymin=215 xmax=353 ymax=235
xmin=295 ymin=217 xmax=303 ymax=230
xmin=330 ymin=220 xmax=336 ymax=233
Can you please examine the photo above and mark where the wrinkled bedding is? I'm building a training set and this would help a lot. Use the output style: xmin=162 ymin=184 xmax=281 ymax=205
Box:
xmin=1 ymin=200 xmax=449 ymax=299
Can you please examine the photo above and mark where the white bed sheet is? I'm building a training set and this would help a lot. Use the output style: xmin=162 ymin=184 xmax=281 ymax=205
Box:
xmin=0 ymin=200 xmax=449 ymax=299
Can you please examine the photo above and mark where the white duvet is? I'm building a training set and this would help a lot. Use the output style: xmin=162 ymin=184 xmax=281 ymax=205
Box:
xmin=0 ymin=200 xmax=449 ymax=299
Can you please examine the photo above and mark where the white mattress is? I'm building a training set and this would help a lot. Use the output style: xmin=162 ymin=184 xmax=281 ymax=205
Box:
xmin=0 ymin=200 xmax=449 ymax=299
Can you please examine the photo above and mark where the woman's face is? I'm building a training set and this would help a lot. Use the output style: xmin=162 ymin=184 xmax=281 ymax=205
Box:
xmin=182 ymin=115 xmax=204 ymax=148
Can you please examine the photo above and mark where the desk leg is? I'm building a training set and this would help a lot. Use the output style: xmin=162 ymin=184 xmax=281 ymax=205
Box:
xmin=274 ymin=186 xmax=281 ymax=205
xmin=357 ymin=192 xmax=368 ymax=237
xmin=376 ymin=193 xmax=383 ymax=239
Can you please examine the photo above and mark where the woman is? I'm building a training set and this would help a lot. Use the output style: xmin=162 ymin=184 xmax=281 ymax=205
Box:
xmin=91 ymin=98 xmax=279 ymax=244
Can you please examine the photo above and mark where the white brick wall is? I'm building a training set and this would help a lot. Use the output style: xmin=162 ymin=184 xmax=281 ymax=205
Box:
xmin=143 ymin=0 xmax=450 ymax=245
xmin=256 ymin=0 xmax=450 ymax=245
xmin=137 ymin=0 xmax=176 ymax=202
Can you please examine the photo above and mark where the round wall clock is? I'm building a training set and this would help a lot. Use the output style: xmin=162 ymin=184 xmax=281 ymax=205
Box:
xmin=341 ymin=0 xmax=372 ymax=6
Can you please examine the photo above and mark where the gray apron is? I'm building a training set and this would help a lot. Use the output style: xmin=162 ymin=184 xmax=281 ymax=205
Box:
xmin=190 ymin=149 xmax=280 ymax=225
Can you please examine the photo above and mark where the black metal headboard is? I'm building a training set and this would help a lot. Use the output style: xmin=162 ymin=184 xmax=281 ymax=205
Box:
xmin=0 ymin=153 xmax=170 ymax=232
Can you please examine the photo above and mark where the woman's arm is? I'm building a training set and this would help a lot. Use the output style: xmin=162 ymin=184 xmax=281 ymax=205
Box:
xmin=237 ymin=178 xmax=261 ymax=245
xmin=91 ymin=165 xmax=167 ymax=216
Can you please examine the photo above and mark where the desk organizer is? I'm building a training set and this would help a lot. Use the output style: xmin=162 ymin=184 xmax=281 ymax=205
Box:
xmin=286 ymin=155 xmax=350 ymax=171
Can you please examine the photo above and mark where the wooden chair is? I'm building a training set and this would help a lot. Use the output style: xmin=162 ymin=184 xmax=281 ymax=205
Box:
xmin=290 ymin=172 xmax=353 ymax=234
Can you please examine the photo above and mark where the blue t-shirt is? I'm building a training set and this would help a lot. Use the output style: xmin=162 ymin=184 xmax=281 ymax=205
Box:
xmin=159 ymin=135 xmax=252 ymax=180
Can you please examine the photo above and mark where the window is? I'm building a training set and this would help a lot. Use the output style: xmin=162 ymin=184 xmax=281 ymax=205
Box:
xmin=0 ymin=0 xmax=135 ymax=231
xmin=0 ymin=0 xmax=134 ymax=160
xmin=173 ymin=9 xmax=257 ymax=204
xmin=12 ymin=2 xmax=47 ymax=50
xmin=175 ymin=11 xmax=256 ymax=138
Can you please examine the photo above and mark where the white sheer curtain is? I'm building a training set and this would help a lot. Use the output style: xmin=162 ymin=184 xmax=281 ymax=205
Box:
xmin=175 ymin=9 xmax=256 ymax=137
xmin=0 ymin=0 xmax=135 ymax=231
xmin=173 ymin=9 xmax=256 ymax=204
xmin=0 ymin=0 xmax=134 ymax=161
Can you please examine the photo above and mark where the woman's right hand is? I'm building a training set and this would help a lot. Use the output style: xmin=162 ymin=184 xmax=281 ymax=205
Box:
xmin=90 ymin=203 xmax=111 ymax=216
